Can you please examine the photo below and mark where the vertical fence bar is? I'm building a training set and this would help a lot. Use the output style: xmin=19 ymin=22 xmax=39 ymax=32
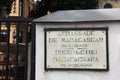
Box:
xmin=0 ymin=22 xmax=1 ymax=42
xmin=5 ymin=22 xmax=10 ymax=80
xmin=15 ymin=22 xmax=19 ymax=80
xmin=30 ymin=22 xmax=35 ymax=80
xmin=0 ymin=21 xmax=2 ymax=79
xmin=24 ymin=22 xmax=29 ymax=80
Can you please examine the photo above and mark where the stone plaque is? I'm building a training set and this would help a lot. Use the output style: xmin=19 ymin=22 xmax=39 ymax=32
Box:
xmin=44 ymin=28 xmax=109 ymax=71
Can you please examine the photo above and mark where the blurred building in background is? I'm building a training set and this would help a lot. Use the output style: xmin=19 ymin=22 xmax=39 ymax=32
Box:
xmin=10 ymin=0 xmax=34 ymax=17
xmin=99 ymin=0 xmax=120 ymax=8
xmin=0 ymin=0 xmax=34 ymax=44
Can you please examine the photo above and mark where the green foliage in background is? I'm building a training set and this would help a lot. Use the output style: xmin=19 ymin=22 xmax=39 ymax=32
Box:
xmin=0 ymin=0 xmax=15 ymax=15
xmin=29 ymin=0 xmax=98 ymax=18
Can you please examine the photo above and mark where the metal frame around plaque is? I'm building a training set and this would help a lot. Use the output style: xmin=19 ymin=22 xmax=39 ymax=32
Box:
xmin=44 ymin=27 xmax=109 ymax=71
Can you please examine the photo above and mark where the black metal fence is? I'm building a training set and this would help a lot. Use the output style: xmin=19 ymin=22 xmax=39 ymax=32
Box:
xmin=0 ymin=17 xmax=35 ymax=80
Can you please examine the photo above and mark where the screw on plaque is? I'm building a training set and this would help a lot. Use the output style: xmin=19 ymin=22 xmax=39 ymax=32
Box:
xmin=48 ymin=65 xmax=50 ymax=67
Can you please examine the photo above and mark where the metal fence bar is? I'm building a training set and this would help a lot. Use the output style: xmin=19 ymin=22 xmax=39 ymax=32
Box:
xmin=30 ymin=22 xmax=36 ymax=80
xmin=0 ymin=17 xmax=35 ymax=80
xmin=24 ymin=22 xmax=29 ymax=80
xmin=5 ymin=22 xmax=10 ymax=80
xmin=0 ymin=22 xmax=1 ymax=42
xmin=15 ymin=22 xmax=19 ymax=80
xmin=0 ymin=22 xmax=1 ymax=79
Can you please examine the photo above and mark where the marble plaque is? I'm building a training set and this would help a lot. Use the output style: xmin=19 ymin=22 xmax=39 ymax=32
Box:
xmin=44 ymin=28 xmax=109 ymax=71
